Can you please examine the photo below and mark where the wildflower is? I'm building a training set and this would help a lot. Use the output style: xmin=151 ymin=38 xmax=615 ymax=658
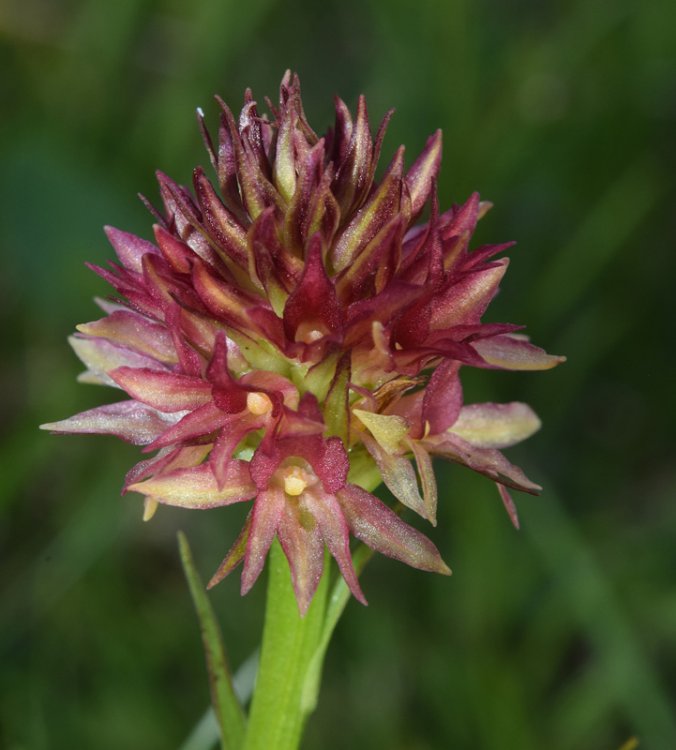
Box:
xmin=41 ymin=71 xmax=563 ymax=613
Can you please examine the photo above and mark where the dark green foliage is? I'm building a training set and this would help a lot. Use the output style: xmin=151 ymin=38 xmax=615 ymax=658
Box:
xmin=2 ymin=0 xmax=675 ymax=747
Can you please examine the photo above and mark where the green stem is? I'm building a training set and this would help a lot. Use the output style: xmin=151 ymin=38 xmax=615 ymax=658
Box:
xmin=242 ymin=540 xmax=329 ymax=750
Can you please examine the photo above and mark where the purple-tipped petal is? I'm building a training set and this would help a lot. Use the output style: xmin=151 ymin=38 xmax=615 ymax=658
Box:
xmin=337 ymin=484 xmax=451 ymax=575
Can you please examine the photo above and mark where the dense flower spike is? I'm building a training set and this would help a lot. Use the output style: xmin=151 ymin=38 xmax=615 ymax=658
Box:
xmin=42 ymin=71 xmax=564 ymax=614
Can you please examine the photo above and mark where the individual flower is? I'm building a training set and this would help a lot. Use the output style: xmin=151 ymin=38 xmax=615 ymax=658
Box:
xmin=41 ymin=71 xmax=563 ymax=614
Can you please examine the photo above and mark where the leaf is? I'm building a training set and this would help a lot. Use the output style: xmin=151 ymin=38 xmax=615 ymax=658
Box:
xmin=178 ymin=532 xmax=246 ymax=750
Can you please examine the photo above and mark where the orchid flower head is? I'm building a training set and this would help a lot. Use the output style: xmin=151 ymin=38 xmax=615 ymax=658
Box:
xmin=42 ymin=71 xmax=564 ymax=614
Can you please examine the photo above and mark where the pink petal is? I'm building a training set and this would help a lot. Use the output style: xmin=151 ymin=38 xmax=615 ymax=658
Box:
xmin=153 ymin=224 xmax=193 ymax=274
xmin=76 ymin=312 xmax=177 ymax=365
xmin=192 ymin=258 xmax=256 ymax=331
xmin=277 ymin=498 xmax=326 ymax=616
xmin=428 ymin=259 xmax=509 ymax=330
xmin=69 ymin=335 xmax=170 ymax=386
xmin=127 ymin=462 xmax=255 ymax=509
xmin=206 ymin=333 xmax=249 ymax=412
xmin=110 ymin=367 xmax=212 ymax=412
xmin=40 ymin=400 xmax=180 ymax=445
xmin=104 ymin=226 xmax=158 ymax=274
xmin=472 ymin=334 xmax=566 ymax=370
xmin=497 ymin=484 xmax=520 ymax=530
xmin=208 ymin=512 xmax=252 ymax=588
xmin=193 ymin=167 xmax=250 ymax=270
xmin=241 ymin=488 xmax=285 ymax=594
xmin=336 ymin=216 xmax=404 ymax=302
xmin=123 ymin=445 xmax=211 ymax=492
xmin=305 ymin=490 xmax=367 ymax=605
xmin=337 ymin=484 xmax=451 ymax=575
xmin=209 ymin=412 xmax=262 ymax=488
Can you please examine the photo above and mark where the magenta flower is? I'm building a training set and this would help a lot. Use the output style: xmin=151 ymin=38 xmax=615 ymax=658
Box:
xmin=42 ymin=71 xmax=563 ymax=614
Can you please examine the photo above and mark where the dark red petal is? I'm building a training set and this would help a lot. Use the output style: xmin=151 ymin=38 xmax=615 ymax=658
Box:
xmin=206 ymin=333 xmax=249 ymax=412
xmin=422 ymin=359 xmax=463 ymax=434
xmin=283 ymin=234 xmax=342 ymax=341
xmin=144 ymin=402 xmax=225 ymax=452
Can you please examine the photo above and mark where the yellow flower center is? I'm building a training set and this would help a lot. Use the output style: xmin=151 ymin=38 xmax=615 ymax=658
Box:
xmin=246 ymin=391 xmax=273 ymax=416
xmin=282 ymin=466 xmax=308 ymax=496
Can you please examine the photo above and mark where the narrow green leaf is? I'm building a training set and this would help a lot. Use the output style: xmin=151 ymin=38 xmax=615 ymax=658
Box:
xmin=178 ymin=531 xmax=246 ymax=750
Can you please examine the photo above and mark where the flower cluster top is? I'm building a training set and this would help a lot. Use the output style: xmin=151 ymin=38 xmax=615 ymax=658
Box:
xmin=43 ymin=72 xmax=564 ymax=614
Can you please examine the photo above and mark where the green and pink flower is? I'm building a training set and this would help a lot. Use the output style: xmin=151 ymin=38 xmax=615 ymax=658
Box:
xmin=42 ymin=71 xmax=563 ymax=614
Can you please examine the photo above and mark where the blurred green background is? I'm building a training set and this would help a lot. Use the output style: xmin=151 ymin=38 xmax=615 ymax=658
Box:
xmin=2 ymin=0 xmax=675 ymax=748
